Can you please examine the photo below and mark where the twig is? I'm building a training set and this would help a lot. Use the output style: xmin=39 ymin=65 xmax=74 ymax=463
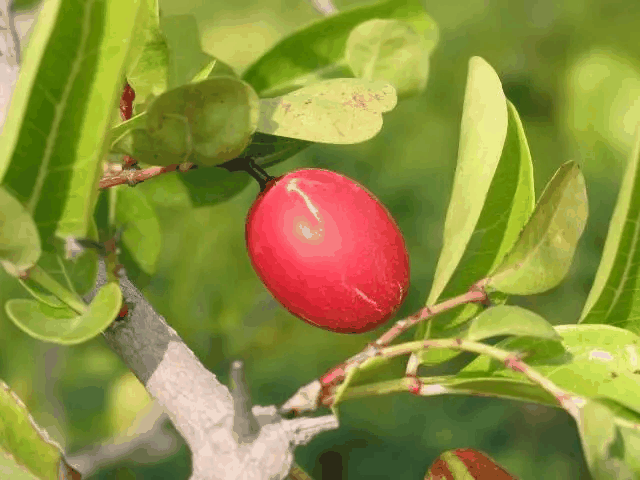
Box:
xmin=231 ymin=360 xmax=260 ymax=444
xmin=280 ymin=281 xmax=489 ymax=414
xmin=99 ymin=162 xmax=196 ymax=189
xmin=65 ymin=402 xmax=181 ymax=478
xmin=384 ymin=339 xmax=587 ymax=421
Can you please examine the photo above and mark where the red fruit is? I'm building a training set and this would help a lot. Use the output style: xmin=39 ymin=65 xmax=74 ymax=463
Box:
xmin=245 ymin=168 xmax=410 ymax=333
xmin=425 ymin=448 xmax=518 ymax=479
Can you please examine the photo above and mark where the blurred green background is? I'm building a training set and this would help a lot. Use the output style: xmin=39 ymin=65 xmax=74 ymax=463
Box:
xmin=2 ymin=0 xmax=640 ymax=478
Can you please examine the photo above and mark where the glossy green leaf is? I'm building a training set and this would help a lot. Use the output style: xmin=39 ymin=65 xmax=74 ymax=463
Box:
xmin=580 ymin=130 xmax=640 ymax=334
xmin=207 ymin=57 xmax=238 ymax=79
xmin=487 ymin=161 xmax=588 ymax=295
xmin=240 ymin=133 xmax=311 ymax=169
xmin=459 ymin=324 xmax=640 ymax=415
xmin=418 ymin=59 xmax=534 ymax=345
xmin=0 ymin=380 xmax=64 ymax=480
xmin=11 ymin=0 xmax=41 ymax=11
xmin=257 ymin=78 xmax=397 ymax=144
xmin=5 ymin=281 xmax=122 ymax=345
xmin=0 ymin=0 xmax=145 ymax=251
xmin=426 ymin=57 xmax=509 ymax=308
xmin=178 ymin=168 xmax=250 ymax=208
xmin=160 ymin=14 xmax=214 ymax=89
xmin=437 ymin=377 xmax=558 ymax=407
xmin=116 ymin=187 xmax=161 ymax=275
xmin=0 ymin=187 xmax=41 ymax=276
xmin=134 ymin=173 xmax=192 ymax=209
xmin=114 ymin=77 xmax=260 ymax=166
xmin=465 ymin=305 xmax=561 ymax=342
xmin=243 ymin=0 xmax=438 ymax=97
xmin=576 ymin=400 xmax=624 ymax=480
xmin=128 ymin=46 xmax=167 ymax=111
xmin=17 ymin=277 xmax=66 ymax=308
xmin=123 ymin=0 xmax=164 ymax=107
xmin=32 ymin=217 xmax=100 ymax=299
xmin=345 ymin=19 xmax=431 ymax=98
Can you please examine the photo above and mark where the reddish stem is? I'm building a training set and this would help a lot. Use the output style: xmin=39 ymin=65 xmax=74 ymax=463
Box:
xmin=311 ymin=283 xmax=489 ymax=408
xmin=99 ymin=162 xmax=196 ymax=189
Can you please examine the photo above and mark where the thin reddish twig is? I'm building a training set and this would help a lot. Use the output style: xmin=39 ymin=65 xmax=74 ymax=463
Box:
xmin=99 ymin=162 xmax=196 ymax=189
xmin=280 ymin=281 xmax=490 ymax=414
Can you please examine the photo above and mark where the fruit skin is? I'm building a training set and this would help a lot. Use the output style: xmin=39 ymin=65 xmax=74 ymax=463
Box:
xmin=245 ymin=168 xmax=410 ymax=333
xmin=425 ymin=448 xmax=518 ymax=479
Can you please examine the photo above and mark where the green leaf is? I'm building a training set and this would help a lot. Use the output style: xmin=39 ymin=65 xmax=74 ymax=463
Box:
xmin=243 ymin=0 xmax=438 ymax=97
xmin=241 ymin=133 xmax=311 ymax=169
xmin=426 ymin=57 xmax=509 ymax=307
xmin=160 ymin=14 xmax=215 ymax=89
xmin=459 ymin=324 xmax=640 ymax=415
xmin=116 ymin=187 xmax=161 ymax=275
xmin=125 ymin=0 xmax=167 ymax=107
xmin=11 ymin=0 xmax=42 ymax=11
xmin=465 ymin=305 xmax=561 ymax=342
xmin=573 ymin=399 xmax=638 ymax=480
xmin=0 ymin=187 xmax=41 ymax=276
xmin=207 ymin=57 xmax=238 ymax=79
xmin=114 ymin=77 xmax=260 ymax=166
xmin=580 ymin=130 xmax=640 ymax=334
xmin=0 ymin=380 xmax=65 ymax=480
xmin=31 ymin=217 xmax=100 ymax=299
xmin=418 ymin=58 xmax=534 ymax=344
xmin=178 ymin=168 xmax=250 ymax=208
xmin=134 ymin=172 xmax=192 ymax=209
xmin=0 ymin=0 xmax=145 ymax=250
xmin=5 ymin=281 xmax=122 ymax=345
xmin=439 ymin=377 xmax=558 ymax=407
xmin=487 ymin=161 xmax=588 ymax=295
xmin=577 ymin=400 xmax=619 ymax=478
xmin=257 ymin=78 xmax=397 ymax=144
xmin=345 ymin=18 xmax=432 ymax=98
xmin=133 ymin=165 xmax=253 ymax=211
xmin=17 ymin=276 xmax=66 ymax=308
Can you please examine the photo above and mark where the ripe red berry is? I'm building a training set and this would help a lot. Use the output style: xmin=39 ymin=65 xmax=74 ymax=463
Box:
xmin=425 ymin=448 xmax=517 ymax=479
xmin=245 ymin=168 xmax=410 ymax=333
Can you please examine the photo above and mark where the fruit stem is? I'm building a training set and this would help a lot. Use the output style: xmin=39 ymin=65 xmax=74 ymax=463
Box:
xmin=245 ymin=158 xmax=276 ymax=191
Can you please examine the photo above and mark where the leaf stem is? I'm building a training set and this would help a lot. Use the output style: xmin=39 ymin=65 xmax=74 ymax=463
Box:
xmin=279 ymin=281 xmax=490 ymax=414
xmin=382 ymin=338 xmax=585 ymax=420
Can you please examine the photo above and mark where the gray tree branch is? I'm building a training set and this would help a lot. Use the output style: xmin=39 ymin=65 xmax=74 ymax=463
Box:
xmin=81 ymin=261 xmax=338 ymax=480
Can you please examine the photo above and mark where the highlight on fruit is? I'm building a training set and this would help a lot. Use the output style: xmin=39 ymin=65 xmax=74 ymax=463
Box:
xmin=245 ymin=167 xmax=410 ymax=333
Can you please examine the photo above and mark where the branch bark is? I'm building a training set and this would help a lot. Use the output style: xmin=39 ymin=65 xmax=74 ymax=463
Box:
xmin=82 ymin=261 xmax=339 ymax=480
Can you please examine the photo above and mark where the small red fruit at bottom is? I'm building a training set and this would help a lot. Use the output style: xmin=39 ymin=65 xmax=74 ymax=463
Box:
xmin=425 ymin=448 xmax=518 ymax=479
xmin=245 ymin=168 xmax=410 ymax=333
